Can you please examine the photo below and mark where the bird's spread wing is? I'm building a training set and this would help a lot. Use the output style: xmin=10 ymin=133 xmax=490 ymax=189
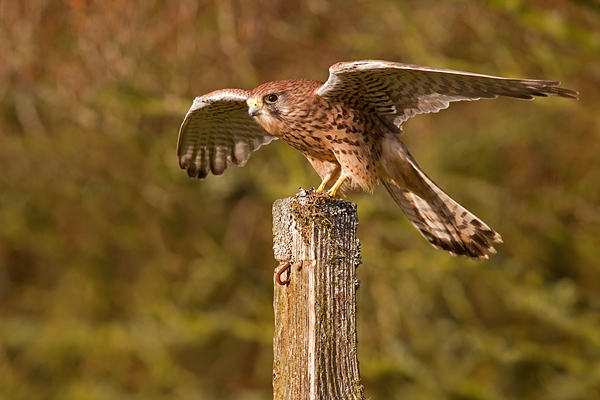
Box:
xmin=317 ymin=60 xmax=579 ymax=127
xmin=177 ymin=88 xmax=277 ymax=179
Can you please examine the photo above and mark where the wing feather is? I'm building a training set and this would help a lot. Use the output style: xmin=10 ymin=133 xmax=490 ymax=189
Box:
xmin=317 ymin=60 xmax=578 ymax=127
xmin=176 ymin=88 xmax=277 ymax=179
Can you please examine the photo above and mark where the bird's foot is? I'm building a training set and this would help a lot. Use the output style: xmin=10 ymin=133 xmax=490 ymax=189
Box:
xmin=327 ymin=173 xmax=347 ymax=198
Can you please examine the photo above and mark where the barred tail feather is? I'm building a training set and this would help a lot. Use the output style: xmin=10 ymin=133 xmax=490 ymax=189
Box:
xmin=378 ymin=138 xmax=502 ymax=260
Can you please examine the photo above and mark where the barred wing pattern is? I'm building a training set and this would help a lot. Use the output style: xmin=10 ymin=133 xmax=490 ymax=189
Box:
xmin=177 ymin=89 xmax=277 ymax=179
xmin=317 ymin=60 xmax=579 ymax=127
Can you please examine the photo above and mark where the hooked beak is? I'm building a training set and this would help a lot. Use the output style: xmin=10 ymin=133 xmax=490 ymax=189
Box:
xmin=248 ymin=105 xmax=261 ymax=118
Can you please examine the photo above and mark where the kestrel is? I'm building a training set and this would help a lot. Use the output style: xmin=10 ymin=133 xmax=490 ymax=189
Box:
xmin=177 ymin=60 xmax=577 ymax=260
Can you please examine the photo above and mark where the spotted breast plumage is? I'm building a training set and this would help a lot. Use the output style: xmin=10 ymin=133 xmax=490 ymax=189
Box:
xmin=177 ymin=60 xmax=578 ymax=260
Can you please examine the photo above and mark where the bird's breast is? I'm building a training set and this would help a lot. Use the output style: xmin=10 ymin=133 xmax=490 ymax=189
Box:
xmin=277 ymin=125 xmax=338 ymax=162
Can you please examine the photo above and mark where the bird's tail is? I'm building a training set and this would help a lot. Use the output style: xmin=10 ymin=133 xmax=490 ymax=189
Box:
xmin=377 ymin=137 xmax=502 ymax=260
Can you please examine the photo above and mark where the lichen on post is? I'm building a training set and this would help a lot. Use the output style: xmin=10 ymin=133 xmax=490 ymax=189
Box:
xmin=272 ymin=189 xmax=365 ymax=400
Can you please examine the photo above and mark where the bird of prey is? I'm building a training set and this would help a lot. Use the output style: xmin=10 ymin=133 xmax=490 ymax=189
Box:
xmin=177 ymin=60 xmax=577 ymax=260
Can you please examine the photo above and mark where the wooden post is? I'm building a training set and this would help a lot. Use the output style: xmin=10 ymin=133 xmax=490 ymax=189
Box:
xmin=272 ymin=189 xmax=365 ymax=400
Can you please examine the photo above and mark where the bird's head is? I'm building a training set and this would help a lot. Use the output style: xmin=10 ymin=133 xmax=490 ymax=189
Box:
xmin=246 ymin=79 xmax=321 ymax=135
xmin=246 ymin=85 xmax=286 ymax=134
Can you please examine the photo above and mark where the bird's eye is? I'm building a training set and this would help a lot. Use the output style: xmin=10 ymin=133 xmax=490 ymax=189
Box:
xmin=265 ymin=94 xmax=279 ymax=104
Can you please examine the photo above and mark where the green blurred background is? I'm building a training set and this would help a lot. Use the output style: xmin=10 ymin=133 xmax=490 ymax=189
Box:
xmin=1 ymin=0 xmax=599 ymax=399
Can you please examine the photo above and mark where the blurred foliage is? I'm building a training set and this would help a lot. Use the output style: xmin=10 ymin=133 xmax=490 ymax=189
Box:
xmin=0 ymin=0 xmax=599 ymax=399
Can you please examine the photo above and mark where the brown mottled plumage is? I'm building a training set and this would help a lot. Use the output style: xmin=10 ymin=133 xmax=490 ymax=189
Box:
xmin=177 ymin=60 xmax=578 ymax=260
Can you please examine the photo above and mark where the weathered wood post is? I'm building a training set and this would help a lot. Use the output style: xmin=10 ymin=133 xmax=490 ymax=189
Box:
xmin=272 ymin=189 xmax=365 ymax=400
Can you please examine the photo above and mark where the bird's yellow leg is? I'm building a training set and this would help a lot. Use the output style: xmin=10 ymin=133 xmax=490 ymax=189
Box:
xmin=316 ymin=169 xmax=337 ymax=191
xmin=327 ymin=173 xmax=347 ymax=198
